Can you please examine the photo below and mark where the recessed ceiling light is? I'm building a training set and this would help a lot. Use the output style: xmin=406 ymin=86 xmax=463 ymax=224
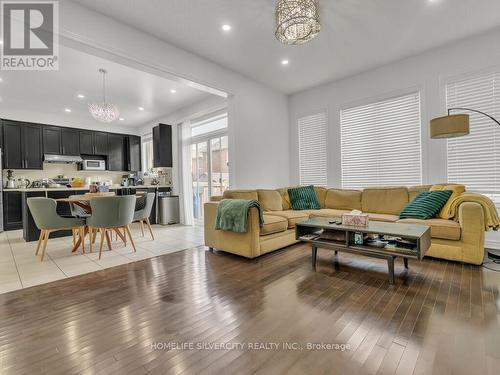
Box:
xmin=77 ymin=94 xmax=85 ymax=99
xmin=64 ymin=108 xmax=72 ymax=113
xmin=222 ymin=24 xmax=231 ymax=32
xmin=281 ymin=59 xmax=289 ymax=66
xmin=170 ymin=89 xmax=177 ymax=94
xmin=119 ymin=117 xmax=125 ymax=121
xmin=138 ymin=107 xmax=145 ymax=111
xmin=0 ymin=40 xmax=3 ymax=45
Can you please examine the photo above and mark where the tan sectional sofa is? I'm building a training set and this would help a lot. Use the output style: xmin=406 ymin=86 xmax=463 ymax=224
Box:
xmin=204 ymin=186 xmax=485 ymax=265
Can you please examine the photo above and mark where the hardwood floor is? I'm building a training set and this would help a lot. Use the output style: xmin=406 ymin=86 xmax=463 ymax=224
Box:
xmin=1 ymin=243 xmax=499 ymax=374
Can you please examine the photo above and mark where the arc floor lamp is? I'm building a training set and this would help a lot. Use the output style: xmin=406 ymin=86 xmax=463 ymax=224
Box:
xmin=430 ymin=108 xmax=500 ymax=265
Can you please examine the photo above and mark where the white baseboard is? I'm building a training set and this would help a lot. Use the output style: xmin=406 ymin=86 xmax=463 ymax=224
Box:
xmin=485 ymin=239 xmax=500 ymax=250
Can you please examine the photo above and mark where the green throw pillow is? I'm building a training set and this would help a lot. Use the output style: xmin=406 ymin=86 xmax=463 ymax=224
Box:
xmin=399 ymin=190 xmax=453 ymax=220
xmin=288 ymin=185 xmax=320 ymax=210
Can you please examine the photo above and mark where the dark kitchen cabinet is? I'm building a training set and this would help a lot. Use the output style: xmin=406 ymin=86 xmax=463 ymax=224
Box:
xmin=127 ymin=136 xmax=141 ymax=172
xmin=61 ymin=128 xmax=80 ymax=155
xmin=2 ymin=120 xmax=42 ymax=170
xmin=79 ymin=130 xmax=94 ymax=155
xmin=3 ymin=121 xmax=23 ymax=169
xmin=153 ymin=124 xmax=173 ymax=168
xmin=3 ymin=191 xmax=23 ymax=231
xmin=43 ymin=126 xmax=61 ymax=155
xmin=93 ymin=132 xmax=108 ymax=155
xmin=108 ymin=134 xmax=126 ymax=171
xmin=24 ymin=125 xmax=43 ymax=169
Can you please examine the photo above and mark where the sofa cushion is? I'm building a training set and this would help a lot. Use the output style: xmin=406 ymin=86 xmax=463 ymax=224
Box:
xmin=397 ymin=218 xmax=461 ymax=241
xmin=257 ymin=190 xmax=283 ymax=211
xmin=362 ymin=187 xmax=409 ymax=215
xmin=309 ymin=209 xmax=350 ymax=218
xmin=399 ymin=191 xmax=453 ymax=220
xmin=223 ymin=190 xmax=258 ymax=201
xmin=325 ymin=189 xmax=362 ymax=210
xmin=408 ymin=185 xmax=432 ymax=201
xmin=277 ymin=188 xmax=292 ymax=210
xmin=314 ymin=187 xmax=328 ymax=208
xmin=367 ymin=213 xmax=400 ymax=222
xmin=430 ymin=184 xmax=466 ymax=219
xmin=288 ymin=186 xmax=321 ymax=210
xmin=261 ymin=215 xmax=288 ymax=236
xmin=268 ymin=210 xmax=309 ymax=229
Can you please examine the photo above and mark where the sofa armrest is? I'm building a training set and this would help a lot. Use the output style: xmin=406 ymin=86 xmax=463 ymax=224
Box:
xmin=204 ymin=202 xmax=261 ymax=258
xmin=458 ymin=202 xmax=485 ymax=265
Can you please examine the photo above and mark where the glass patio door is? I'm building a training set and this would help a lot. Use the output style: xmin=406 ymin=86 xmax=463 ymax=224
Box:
xmin=191 ymin=135 xmax=229 ymax=219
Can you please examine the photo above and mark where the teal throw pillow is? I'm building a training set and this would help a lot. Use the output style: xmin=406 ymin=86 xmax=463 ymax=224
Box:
xmin=399 ymin=190 xmax=453 ymax=220
xmin=288 ymin=185 xmax=320 ymax=210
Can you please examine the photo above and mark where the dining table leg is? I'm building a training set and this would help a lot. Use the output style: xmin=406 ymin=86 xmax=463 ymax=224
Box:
xmin=72 ymin=226 xmax=89 ymax=253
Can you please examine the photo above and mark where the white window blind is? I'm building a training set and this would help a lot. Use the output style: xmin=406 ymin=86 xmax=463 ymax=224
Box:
xmin=447 ymin=71 xmax=500 ymax=201
xmin=341 ymin=92 xmax=422 ymax=189
xmin=298 ymin=112 xmax=327 ymax=186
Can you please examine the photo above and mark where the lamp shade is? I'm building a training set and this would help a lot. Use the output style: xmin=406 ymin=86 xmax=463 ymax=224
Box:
xmin=430 ymin=114 xmax=470 ymax=139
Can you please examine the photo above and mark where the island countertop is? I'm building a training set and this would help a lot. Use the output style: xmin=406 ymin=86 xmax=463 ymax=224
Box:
xmin=4 ymin=185 xmax=172 ymax=192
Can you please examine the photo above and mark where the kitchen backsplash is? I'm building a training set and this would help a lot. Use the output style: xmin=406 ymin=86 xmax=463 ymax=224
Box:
xmin=2 ymin=164 xmax=172 ymax=186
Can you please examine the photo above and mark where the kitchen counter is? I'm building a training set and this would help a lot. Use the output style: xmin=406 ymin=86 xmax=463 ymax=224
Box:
xmin=4 ymin=185 xmax=172 ymax=192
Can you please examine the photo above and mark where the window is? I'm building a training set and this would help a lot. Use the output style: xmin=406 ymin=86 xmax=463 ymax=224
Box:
xmin=447 ymin=71 xmax=500 ymax=204
xmin=141 ymin=136 xmax=153 ymax=172
xmin=340 ymin=92 xmax=422 ymax=189
xmin=298 ymin=112 xmax=327 ymax=186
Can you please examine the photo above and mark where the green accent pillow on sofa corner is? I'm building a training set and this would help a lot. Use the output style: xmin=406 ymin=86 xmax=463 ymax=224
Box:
xmin=288 ymin=185 xmax=320 ymax=210
xmin=399 ymin=190 xmax=453 ymax=220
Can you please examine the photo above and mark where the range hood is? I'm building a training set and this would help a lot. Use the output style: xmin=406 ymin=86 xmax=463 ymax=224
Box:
xmin=44 ymin=154 xmax=83 ymax=164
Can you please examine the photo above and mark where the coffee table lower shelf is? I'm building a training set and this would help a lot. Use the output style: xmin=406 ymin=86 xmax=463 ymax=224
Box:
xmin=308 ymin=240 xmax=412 ymax=284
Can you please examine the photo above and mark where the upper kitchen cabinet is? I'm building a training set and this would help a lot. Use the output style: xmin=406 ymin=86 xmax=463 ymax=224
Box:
xmin=153 ymin=124 xmax=173 ymax=168
xmin=79 ymin=130 xmax=94 ymax=154
xmin=79 ymin=130 xmax=108 ymax=156
xmin=42 ymin=126 xmax=61 ymax=155
xmin=24 ymin=125 xmax=43 ymax=169
xmin=108 ymin=133 xmax=127 ymax=171
xmin=93 ymin=132 xmax=108 ymax=155
xmin=2 ymin=120 xmax=42 ymax=170
xmin=61 ymin=128 xmax=80 ymax=155
xmin=127 ymin=136 xmax=141 ymax=172
xmin=3 ymin=121 xmax=23 ymax=169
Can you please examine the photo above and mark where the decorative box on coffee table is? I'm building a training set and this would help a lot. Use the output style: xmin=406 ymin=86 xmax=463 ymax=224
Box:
xmin=296 ymin=217 xmax=431 ymax=284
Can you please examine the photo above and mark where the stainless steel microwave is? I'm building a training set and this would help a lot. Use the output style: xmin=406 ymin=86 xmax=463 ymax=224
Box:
xmin=82 ymin=159 xmax=106 ymax=171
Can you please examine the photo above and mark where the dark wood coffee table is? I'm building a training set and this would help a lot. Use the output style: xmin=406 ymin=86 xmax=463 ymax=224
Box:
xmin=296 ymin=217 xmax=431 ymax=284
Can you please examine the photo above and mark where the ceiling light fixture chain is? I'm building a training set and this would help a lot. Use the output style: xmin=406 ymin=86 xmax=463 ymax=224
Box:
xmin=275 ymin=0 xmax=321 ymax=45
xmin=88 ymin=68 xmax=120 ymax=123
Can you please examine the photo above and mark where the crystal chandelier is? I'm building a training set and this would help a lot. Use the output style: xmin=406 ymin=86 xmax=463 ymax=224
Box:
xmin=88 ymin=68 xmax=120 ymax=123
xmin=275 ymin=0 xmax=321 ymax=45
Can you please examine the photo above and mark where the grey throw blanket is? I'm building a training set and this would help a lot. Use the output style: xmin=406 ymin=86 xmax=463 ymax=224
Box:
xmin=215 ymin=199 xmax=264 ymax=233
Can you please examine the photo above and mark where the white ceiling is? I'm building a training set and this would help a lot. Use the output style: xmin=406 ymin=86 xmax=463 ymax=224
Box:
xmin=0 ymin=45 xmax=212 ymax=129
xmin=72 ymin=0 xmax=500 ymax=94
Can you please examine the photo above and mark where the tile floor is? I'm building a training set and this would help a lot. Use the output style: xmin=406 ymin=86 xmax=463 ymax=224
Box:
xmin=0 ymin=223 xmax=204 ymax=294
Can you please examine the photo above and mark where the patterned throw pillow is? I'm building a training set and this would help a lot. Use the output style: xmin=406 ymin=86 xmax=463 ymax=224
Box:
xmin=288 ymin=185 xmax=321 ymax=210
xmin=399 ymin=190 xmax=453 ymax=220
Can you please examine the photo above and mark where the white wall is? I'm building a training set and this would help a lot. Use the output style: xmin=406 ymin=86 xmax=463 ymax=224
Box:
xmin=59 ymin=1 xmax=290 ymax=189
xmin=288 ymin=27 xmax=500 ymax=248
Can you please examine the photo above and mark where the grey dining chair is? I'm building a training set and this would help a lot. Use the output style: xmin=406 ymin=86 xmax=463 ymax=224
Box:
xmin=133 ymin=192 xmax=155 ymax=240
xmin=86 ymin=195 xmax=137 ymax=259
xmin=27 ymin=197 xmax=87 ymax=261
